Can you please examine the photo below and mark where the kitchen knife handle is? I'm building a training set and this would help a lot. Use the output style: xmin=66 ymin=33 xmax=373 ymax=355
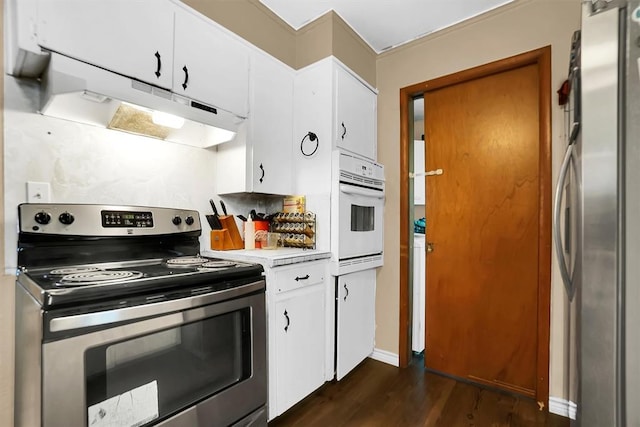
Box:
xmin=220 ymin=200 xmax=228 ymax=215
xmin=154 ymin=51 xmax=162 ymax=78
xmin=209 ymin=199 xmax=219 ymax=216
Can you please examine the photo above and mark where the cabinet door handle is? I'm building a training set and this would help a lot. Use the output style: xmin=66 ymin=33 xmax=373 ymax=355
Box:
xmin=259 ymin=163 xmax=265 ymax=183
xmin=181 ymin=65 xmax=189 ymax=90
xmin=294 ymin=275 xmax=310 ymax=282
xmin=154 ymin=51 xmax=162 ymax=78
xmin=284 ymin=310 xmax=290 ymax=332
xmin=344 ymin=283 xmax=349 ymax=301
xmin=341 ymin=122 xmax=347 ymax=140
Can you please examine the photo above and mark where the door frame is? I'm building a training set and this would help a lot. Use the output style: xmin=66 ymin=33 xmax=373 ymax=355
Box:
xmin=398 ymin=46 xmax=552 ymax=405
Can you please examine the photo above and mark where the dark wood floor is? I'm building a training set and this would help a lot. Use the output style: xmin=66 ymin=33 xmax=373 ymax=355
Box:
xmin=269 ymin=356 xmax=569 ymax=427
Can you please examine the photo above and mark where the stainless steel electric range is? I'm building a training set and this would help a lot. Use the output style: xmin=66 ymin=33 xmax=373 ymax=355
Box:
xmin=14 ymin=204 xmax=267 ymax=427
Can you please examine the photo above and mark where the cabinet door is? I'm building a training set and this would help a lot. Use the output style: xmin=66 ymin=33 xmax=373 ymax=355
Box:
xmin=36 ymin=0 xmax=174 ymax=89
xmin=335 ymin=66 xmax=377 ymax=160
xmin=249 ymin=52 xmax=294 ymax=195
xmin=414 ymin=139 xmax=425 ymax=205
xmin=336 ymin=269 xmax=376 ymax=380
xmin=274 ymin=285 xmax=325 ymax=416
xmin=174 ymin=8 xmax=249 ymax=117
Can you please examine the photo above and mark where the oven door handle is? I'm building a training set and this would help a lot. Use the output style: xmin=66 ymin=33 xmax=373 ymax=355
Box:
xmin=339 ymin=184 xmax=385 ymax=199
xmin=49 ymin=280 xmax=265 ymax=333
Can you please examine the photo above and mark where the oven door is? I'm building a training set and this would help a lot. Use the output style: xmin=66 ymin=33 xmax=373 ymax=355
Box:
xmin=337 ymin=183 xmax=384 ymax=260
xmin=41 ymin=281 xmax=266 ymax=427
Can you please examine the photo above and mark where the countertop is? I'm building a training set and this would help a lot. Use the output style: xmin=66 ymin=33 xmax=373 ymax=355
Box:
xmin=202 ymin=248 xmax=331 ymax=268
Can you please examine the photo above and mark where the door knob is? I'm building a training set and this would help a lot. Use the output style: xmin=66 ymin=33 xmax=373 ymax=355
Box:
xmin=427 ymin=242 xmax=435 ymax=253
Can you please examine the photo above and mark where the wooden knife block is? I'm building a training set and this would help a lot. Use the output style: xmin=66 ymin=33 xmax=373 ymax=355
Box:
xmin=210 ymin=216 xmax=244 ymax=250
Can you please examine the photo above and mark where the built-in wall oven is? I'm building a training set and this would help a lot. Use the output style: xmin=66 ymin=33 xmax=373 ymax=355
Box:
xmin=330 ymin=151 xmax=384 ymax=380
xmin=331 ymin=151 xmax=385 ymax=276
xmin=14 ymin=204 xmax=267 ymax=427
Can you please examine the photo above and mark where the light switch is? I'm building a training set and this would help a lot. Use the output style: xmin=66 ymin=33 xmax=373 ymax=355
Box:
xmin=26 ymin=182 xmax=51 ymax=203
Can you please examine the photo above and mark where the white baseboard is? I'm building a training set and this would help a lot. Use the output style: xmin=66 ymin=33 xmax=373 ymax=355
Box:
xmin=549 ymin=396 xmax=577 ymax=420
xmin=368 ymin=348 xmax=399 ymax=367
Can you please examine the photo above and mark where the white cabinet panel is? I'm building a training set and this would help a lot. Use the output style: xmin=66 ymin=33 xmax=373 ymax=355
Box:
xmin=414 ymin=139 xmax=425 ymax=205
xmin=217 ymin=51 xmax=293 ymax=195
xmin=412 ymin=234 xmax=426 ymax=352
xmin=173 ymin=8 xmax=249 ymax=116
xmin=248 ymin=52 xmax=293 ymax=194
xmin=335 ymin=65 xmax=377 ymax=161
xmin=336 ymin=269 xmax=376 ymax=380
xmin=273 ymin=284 xmax=325 ymax=417
xmin=36 ymin=0 xmax=174 ymax=89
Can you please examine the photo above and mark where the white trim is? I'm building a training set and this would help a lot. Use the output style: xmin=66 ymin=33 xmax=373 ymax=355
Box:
xmin=548 ymin=396 xmax=577 ymax=420
xmin=368 ymin=348 xmax=399 ymax=367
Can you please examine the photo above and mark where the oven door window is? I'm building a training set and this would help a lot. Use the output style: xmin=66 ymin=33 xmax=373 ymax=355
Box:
xmin=85 ymin=309 xmax=251 ymax=426
xmin=351 ymin=204 xmax=375 ymax=232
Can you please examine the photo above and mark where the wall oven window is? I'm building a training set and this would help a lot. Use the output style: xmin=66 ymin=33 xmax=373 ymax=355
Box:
xmin=350 ymin=204 xmax=375 ymax=232
xmin=85 ymin=309 xmax=251 ymax=425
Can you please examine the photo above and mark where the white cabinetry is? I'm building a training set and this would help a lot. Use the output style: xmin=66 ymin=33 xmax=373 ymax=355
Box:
xmin=414 ymin=139 xmax=425 ymax=205
xmin=36 ymin=0 xmax=175 ymax=89
xmin=173 ymin=7 xmax=249 ymax=116
xmin=293 ymin=57 xmax=377 ymax=195
xmin=217 ymin=50 xmax=294 ymax=195
xmin=267 ymin=260 xmax=330 ymax=419
xmin=335 ymin=269 xmax=376 ymax=380
xmin=335 ymin=66 xmax=377 ymax=161
xmin=412 ymin=234 xmax=426 ymax=352
xmin=33 ymin=0 xmax=249 ymax=117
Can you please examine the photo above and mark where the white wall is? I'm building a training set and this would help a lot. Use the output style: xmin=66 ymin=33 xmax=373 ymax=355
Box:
xmin=4 ymin=75 xmax=221 ymax=271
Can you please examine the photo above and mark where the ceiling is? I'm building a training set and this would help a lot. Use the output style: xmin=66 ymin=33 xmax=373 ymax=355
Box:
xmin=258 ymin=0 xmax=514 ymax=53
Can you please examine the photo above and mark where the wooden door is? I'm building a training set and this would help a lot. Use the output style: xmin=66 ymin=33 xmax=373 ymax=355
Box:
xmin=424 ymin=63 xmax=541 ymax=397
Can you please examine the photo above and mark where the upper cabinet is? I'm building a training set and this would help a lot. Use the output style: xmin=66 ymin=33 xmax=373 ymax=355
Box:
xmin=216 ymin=50 xmax=294 ymax=195
xmin=36 ymin=0 xmax=175 ymax=90
xmin=32 ymin=0 xmax=249 ymax=117
xmin=334 ymin=66 xmax=377 ymax=161
xmin=293 ymin=57 xmax=378 ymax=195
xmin=173 ymin=7 xmax=249 ymax=117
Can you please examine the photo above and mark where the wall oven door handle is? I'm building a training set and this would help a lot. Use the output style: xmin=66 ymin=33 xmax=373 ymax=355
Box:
xmin=49 ymin=280 xmax=265 ymax=333
xmin=553 ymin=144 xmax=575 ymax=301
xmin=339 ymin=184 xmax=385 ymax=199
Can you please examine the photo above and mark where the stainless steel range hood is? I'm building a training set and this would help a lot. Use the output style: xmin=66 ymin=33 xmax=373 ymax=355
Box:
xmin=40 ymin=53 xmax=244 ymax=148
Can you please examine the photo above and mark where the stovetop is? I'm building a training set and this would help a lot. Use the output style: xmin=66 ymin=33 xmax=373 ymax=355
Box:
xmin=18 ymin=255 xmax=264 ymax=309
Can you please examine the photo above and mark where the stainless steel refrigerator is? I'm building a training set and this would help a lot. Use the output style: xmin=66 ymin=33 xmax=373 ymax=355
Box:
xmin=555 ymin=1 xmax=640 ymax=425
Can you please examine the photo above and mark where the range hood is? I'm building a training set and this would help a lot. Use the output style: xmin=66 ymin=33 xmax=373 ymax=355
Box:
xmin=40 ymin=53 xmax=244 ymax=148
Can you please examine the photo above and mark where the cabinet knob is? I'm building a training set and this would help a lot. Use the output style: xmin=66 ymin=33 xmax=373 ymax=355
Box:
xmin=259 ymin=163 xmax=265 ymax=183
xmin=182 ymin=65 xmax=189 ymax=90
xmin=341 ymin=122 xmax=347 ymax=140
xmin=284 ymin=310 xmax=290 ymax=332
xmin=154 ymin=51 xmax=162 ymax=78
xmin=344 ymin=283 xmax=349 ymax=301
xmin=294 ymin=275 xmax=309 ymax=281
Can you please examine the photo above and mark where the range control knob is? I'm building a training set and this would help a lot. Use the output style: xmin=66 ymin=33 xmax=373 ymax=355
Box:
xmin=34 ymin=211 xmax=51 ymax=225
xmin=185 ymin=216 xmax=195 ymax=226
xmin=58 ymin=212 xmax=75 ymax=225
xmin=172 ymin=216 xmax=182 ymax=226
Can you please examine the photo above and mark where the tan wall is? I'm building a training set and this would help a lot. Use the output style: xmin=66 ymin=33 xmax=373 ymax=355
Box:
xmin=185 ymin=1 xmax=377 ymax=87
xmin=182 ymin=0 xmax=297 ymax=66
xmin=375 ymin=0 xmax=580 ymax=401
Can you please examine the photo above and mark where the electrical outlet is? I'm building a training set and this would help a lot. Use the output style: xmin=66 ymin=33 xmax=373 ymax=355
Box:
xmin=26 ymin=182 xmax=51 ymax=203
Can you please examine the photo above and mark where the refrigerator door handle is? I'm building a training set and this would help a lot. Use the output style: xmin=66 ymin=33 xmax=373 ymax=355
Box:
xmin=554 ymin=144 xmax=575 ymax=301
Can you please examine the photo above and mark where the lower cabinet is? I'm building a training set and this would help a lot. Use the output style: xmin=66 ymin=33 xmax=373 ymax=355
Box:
xmin=267 ymin=260 xmax=330 ymax=419
xmin=335 ymin=269 xmax=376 ymax=380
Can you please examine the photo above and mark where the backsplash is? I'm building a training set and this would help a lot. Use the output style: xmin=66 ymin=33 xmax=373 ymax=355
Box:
xmin=4 ymin=75 xmax=220 ymax=272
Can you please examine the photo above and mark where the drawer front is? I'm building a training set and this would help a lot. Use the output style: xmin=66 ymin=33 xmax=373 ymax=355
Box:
xmin=273 ymin=262 xmax=326 ymax=294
